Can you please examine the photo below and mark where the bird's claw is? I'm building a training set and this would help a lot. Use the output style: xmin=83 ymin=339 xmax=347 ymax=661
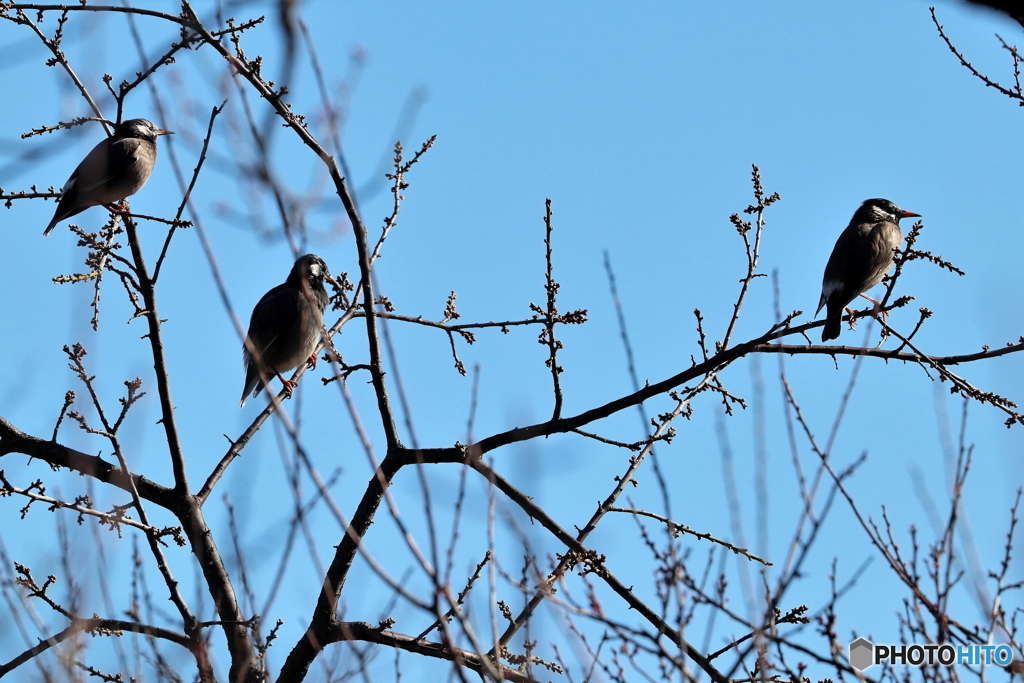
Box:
xmin=857 ymin=293 xmax=889 ymax=321
xmin=846 ymin=302 xmax=888 ymax=333
xmin=278 ymin=376 xmax=299 ymax=399
xmin=306 ymin=353 xmax=317 ymax=371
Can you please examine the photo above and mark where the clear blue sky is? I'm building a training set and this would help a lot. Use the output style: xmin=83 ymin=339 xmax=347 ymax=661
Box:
xmin=0 ymin=1 xmax=1021 ymax=678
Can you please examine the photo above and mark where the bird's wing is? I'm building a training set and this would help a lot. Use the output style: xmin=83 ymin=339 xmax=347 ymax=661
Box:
xmin=819 ymin=226 xmax=857 ymax=311
xmin=59 ymin=139 xmax=116 ymax=207
xmin=820 ymin=222 xmax=892 ymax=310
xmin=72 ymin=138 xmax=146 ymax=206
xmin=243 ymin=284 xmax=303 ymax=368
xmin=240 ymin=284 xmax=303 ymax=405
xmin=46 ymin=146 xmax=99 ymax=229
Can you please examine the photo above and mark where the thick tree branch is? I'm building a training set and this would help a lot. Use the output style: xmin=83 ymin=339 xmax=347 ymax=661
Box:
xmin=0 ymin=617 xmax=197 ymax=677
xmin=0 ymin=415 xmax=173 ymax=506
xmin=324 ymin=621 xmax=539 ymax=683
xmin=279 ymin=448 xmax=405 ymax=681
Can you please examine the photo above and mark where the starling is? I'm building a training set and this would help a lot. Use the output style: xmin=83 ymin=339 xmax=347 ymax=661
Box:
xmin=817 ymin=198 xmax=920 ymax=342
xmin=43 ymin=118 xmax=173 ymax=236
xmin=240 ymin=254 xmax=336 ymax=407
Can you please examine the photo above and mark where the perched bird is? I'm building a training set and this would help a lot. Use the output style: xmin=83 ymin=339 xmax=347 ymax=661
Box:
xmin=43 ymin=118 xmax=173 ymax=236
xmin=240 ymin=254 xmax=336 ymax=407
xmin=817 ymin=198 xmax=920 ymax=342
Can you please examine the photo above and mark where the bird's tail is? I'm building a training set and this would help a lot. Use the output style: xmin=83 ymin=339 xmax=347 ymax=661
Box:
xmin=821 ymin=311 xmax=841 ymax=342
xmin=239 ymin=370 xmax=264 ymax=407
xmin=42 ymin=217 xmax=60 ymax=236
xmin=239 ymin=381 xmax=264 ymax=408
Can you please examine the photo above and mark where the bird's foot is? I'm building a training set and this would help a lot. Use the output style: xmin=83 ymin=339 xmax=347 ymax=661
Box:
xmin=277 ymin=375 xmax=299 ymax=399
xmin=844 ymin=307 xmax=858 ymax=332
xmin=306 ymin=353 xmax=317 ymax=371
xmin=857 ymin=293 xmax=889 ymax=321
xmin=105 ymin=202 xmax=131 ymax=215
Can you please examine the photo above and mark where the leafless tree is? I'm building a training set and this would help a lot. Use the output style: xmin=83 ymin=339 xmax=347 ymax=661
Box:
xmin=0 ymin=3 xmax=1021 ymax=682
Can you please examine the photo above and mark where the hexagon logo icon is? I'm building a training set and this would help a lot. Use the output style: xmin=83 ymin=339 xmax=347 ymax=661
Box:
xmin=849 ymin=638 xmax=875 ymax=670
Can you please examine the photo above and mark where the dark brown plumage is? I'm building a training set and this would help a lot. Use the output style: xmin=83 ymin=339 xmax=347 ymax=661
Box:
xmin=817 ymin=198 xmax=920 ymax=342
xmin=240 ymin=254 xmax=335 ymax=407
xmin=44 ymin=119 xmax=173 ymax=236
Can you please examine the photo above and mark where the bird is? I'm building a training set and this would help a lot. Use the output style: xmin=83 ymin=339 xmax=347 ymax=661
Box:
xmin=43 ymin=118 xmax=173 ymax=236
xmin=817 ymin=198 xmax=920 ymax=342
xmin=240 ymin=254 xmax=336 ymax=407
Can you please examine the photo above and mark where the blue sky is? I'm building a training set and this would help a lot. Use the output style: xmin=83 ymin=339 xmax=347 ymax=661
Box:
xmin=1 ymin=1 xmax=1022 ymax=679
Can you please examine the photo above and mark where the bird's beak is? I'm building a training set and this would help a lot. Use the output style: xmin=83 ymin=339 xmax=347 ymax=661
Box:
xmin=325 ymin=274 xmax=338 ymax=286
xmin=900 ymin=210 xmax=921 ymax=218
xmin=157 ymin=129 xmax=174 ymax=136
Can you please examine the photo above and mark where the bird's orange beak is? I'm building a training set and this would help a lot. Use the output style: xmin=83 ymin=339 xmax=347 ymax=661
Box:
xmin=157 ymin=129 xmax=174 ymax=136
xmin=900 ymin=210 xmax=921 ymax=218
xmin=325 ymin=274 xmax=338 ymax=286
